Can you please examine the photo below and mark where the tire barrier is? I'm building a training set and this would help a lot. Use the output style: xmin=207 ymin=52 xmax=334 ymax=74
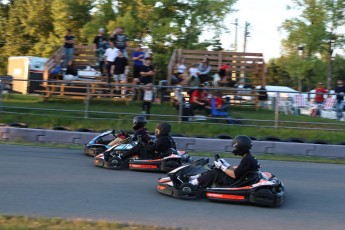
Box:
xmin=9 ymin=123 xmax=28 ymax=128
xmin=53 ymin=126 xmax=71 ymax=131
xmin=75 ymin=128 xmax=94 ymax=132
xmin=309 ymin=140 xmax=329 ymax=145
xmin=285 ymin=138 xmax=307 ymax=143
xmin=1 ymin=127 xmax=344 ymax=158
xmin=260 ymin=136 xmax=284 ymax=142
xmin=215 ymin=134 xmax=232 ymax=139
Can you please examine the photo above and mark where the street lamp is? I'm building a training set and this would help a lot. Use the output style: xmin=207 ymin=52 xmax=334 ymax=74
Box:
xmin=297 ymin=45 xmax=304 ymax=92
xmin=327 ymin=36 xmax=336 ymax=90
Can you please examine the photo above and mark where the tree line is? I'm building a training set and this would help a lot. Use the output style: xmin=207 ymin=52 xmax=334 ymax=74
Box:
xmin=0 ymin=0 xmax=345 ymax=91
xmin=0 ymin=0 xmax=234 ymax=79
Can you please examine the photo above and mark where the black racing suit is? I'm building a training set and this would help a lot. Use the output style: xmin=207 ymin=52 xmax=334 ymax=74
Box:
xmin=197 ymin=153 xmax=260 ymax=188
xmin=121 ymin=135 xmax=176 ymax=160
xmin=132 ymin=127 xmax=151 ymax=144
xmin=104 ymin=127 xmax=151 ymax=161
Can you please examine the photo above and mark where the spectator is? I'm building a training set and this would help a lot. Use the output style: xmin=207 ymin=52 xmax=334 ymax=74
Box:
xmin=314 ymin=82 xmax=327 ymax=104
xmin=258 ymin=85 xmax=268 ymax=109
xmin=334 ymin=79 xmax=345 ymax=121
xmin=104 ymin=41 xmax=118 ymax=84
xmin=93 ymin=28 xmax=108 ymax=76
xmin=65 ymin=60 xmax=77 ymax=76
xmin=142 ymin=83 xmax=154 ymax=119
xmin=131 ymin=57 xmax=155 ymax=100
xmin=133 ymin=57 xmax=155 ymax=85
xmin=205 ymin=90 xmax=228 ymax=114
xmin=212 ymin=69 xmax=225 ymax=87
xmin=111 ymin=27 xmax=129 ymax=58
xmin=132 ymin=45 xmax=146 ymax=79
xmin=220 ymin=63 xmax=231 ymax=76
xmin=111 ymin=50 xmax=128 ymax=95
xmin=63 ymin=29 xmax=75 ymax=68
xmin=63 ymin=60 xmax=78 ymax=81
xmin=198 ymin=57 xmax=211 ymax=84
xmin=188 ymin=63 xmax=200 ymax=87
xmin=189 ymin=85 xmax=208 ymax=111
xmin=174 ymin=58 xmax=188 ymax=85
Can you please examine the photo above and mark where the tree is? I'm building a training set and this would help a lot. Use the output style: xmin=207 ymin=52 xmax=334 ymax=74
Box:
xmin=0 ymin=2 xmax=9 ymax=74
xmin=81 ymin=0 xmax=117 ymax=43
xmin=280 ymin=0 xmax=345 ymax=90
xmin=104 ymin=0 xmax=237 ymax=80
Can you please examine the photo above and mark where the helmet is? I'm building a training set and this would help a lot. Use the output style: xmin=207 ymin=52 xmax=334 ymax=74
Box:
xmin=133 ymin=116 xmax=147 ymax=130
xmin=232 ymin=135 xmax=252 ymax=156
xmin=155 ymin=122 xmax=171 ymax=137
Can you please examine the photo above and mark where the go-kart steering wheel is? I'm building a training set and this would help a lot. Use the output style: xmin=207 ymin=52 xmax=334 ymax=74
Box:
xmin=210 ymin=154 xmax=221 ymax=169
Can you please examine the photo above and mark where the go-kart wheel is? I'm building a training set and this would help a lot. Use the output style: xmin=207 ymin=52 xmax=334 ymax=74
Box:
xmin=180 ymin=182 xmax=196 ymax=196
xmin=109 ymin=156 xmax=123 ymax=169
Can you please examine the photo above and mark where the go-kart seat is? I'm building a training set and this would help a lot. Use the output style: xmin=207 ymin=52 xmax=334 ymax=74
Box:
xmin=230 ymin=171 xmax=261 ymax=187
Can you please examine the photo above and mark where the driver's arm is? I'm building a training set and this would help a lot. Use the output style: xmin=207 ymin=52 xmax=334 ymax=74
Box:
xmin=223 ymin=167 xmax=236 ymax=179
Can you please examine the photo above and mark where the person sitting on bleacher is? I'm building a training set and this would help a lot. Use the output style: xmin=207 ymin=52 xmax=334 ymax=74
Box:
xmin=188 ymin=63 xmax=200 ymax=87
xmin=205 ymin=90 xmax=229 ymax=114
xmin=189 ymin=84 xmax=208 ymax=111
xmin=198 ymin=57 xmax=211 ymax=84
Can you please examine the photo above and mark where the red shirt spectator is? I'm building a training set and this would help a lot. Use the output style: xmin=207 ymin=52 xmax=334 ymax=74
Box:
xmin=220 ymin=63 xmax=230 ymax=71
xmin=190 ymin=89 xmax=207 ymax=103
xmin=315 ymin=83 xmax=327 ymax=103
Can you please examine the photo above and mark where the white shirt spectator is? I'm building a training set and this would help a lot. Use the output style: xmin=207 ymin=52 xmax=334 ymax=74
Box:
xmin=177 ymin=64 xmax=187 ymax=74
xmin=104 ymin=47 xmax=118 ymax=62
xmin=189 ymin=67 xmax=200 ymax=78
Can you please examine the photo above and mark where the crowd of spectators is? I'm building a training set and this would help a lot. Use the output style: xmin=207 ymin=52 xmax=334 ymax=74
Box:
xmin=60 ymin=28 xmax=345 ymax=121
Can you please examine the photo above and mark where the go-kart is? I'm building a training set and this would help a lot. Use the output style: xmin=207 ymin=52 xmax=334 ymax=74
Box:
xmin=83 ymin=130 xmax=131 ymax=157
xmin=93 ymin=140 xmax=192 ymax=173
xmin=157 ymin=154 xmax=285 ymax=207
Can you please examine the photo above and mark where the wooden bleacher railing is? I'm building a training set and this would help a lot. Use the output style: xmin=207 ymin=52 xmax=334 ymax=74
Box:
xmin=40 ymin=45 xmax=150 ymax=101
xmin=167 ymin=49 xmax=267 ymax=109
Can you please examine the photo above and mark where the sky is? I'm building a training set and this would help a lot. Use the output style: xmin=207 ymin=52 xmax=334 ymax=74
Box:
xmin=219 ymin=0 xmax=299 ymax=60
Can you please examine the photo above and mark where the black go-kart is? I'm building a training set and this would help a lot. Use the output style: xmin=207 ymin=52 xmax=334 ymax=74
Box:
xmin=157 ymin=154 xmax=285 ymax=207
xmin=83 ymin=130 xmax=131 ymax=157
xmin=93 ymin=140 xmax=192 ymax=173
xmin=83 ymin=130 xmax=116 ymax=157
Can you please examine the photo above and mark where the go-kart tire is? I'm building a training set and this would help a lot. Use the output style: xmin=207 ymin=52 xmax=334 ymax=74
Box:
xmin=180 ymin=183 xmax=196 ymax=196
xmin=108 ymin=157 xmax=123 ymax=170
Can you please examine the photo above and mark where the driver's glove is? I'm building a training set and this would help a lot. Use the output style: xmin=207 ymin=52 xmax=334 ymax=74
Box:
xmin=219 ymin=158 xmax=230 ymax=168
xmin=214 ymin=159 xmax=228 ymax=172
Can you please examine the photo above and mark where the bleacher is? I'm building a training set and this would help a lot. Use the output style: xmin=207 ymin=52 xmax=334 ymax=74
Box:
xmin=167 ymin=49 xmax=266 ymax=108
xmin=39 ymin=45 xmax=146 ymax=101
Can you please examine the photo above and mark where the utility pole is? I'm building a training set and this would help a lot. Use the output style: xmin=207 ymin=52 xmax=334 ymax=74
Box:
xmin=243 ymin=21 xmax=250 ymax=52
xmin=234 ymin=18 xmax=238 ymax=51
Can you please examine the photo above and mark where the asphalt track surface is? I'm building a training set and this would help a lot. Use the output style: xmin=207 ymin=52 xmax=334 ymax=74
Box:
xmin=1 ymin=144 xmax=345 ymax=230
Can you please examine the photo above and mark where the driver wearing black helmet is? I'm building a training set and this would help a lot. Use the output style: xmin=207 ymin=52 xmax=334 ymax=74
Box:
xmin=175 ymin=135 xmax=260 ymax=189
xmin=107 ymin=116 xmax=150 ymax=147
xmin=113 ymin=122 xmax=176 ymax=162
xmin=104 ymin=116 xmax=151 ymax=161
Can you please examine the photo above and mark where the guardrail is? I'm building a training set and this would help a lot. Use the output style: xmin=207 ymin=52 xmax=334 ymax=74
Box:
xmin=0 ymin=127 xmax=344 ymax=158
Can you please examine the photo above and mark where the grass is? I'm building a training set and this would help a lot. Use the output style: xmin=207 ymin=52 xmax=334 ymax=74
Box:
xmin=0 ymin=94 xmax=345 ymax=144
xmin=0 ymin=215 xmax=179 ymax=230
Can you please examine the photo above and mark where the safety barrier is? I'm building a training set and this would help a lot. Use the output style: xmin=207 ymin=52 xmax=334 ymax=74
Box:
xmin=1 ymin=127 xmax=344 ymax=158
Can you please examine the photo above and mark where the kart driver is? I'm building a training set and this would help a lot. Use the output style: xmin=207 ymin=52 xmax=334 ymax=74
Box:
xmin=104 ymin=116 xmax=151 ymax=161
xmin=113 ymin=122 xmax=176 ymax=162
xmin=107 ymin=116 xmax=151 ymax=147
xmin=176 ymin=135 xmax=260 ymax=188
